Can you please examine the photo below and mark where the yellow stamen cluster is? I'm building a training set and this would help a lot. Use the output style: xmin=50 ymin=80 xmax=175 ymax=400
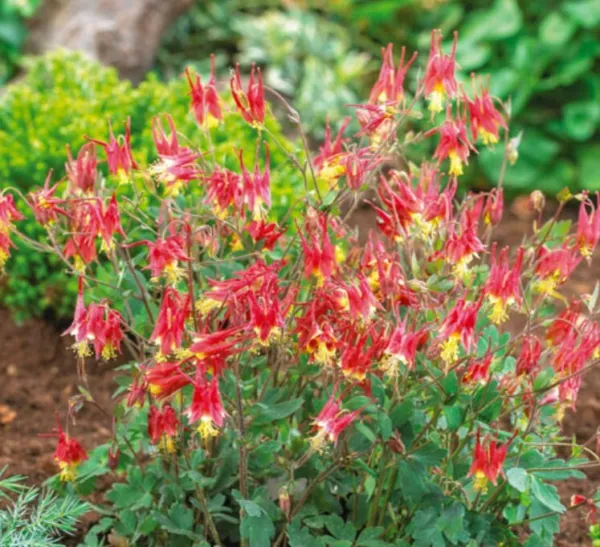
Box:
xmin=472 ymin=470 xmax=489 ymax=493
xmin=319 ymin=161 xmax=346 ymax=188
xmin=479 ymin=128 xmax=499 ymax=146
xmin=448 ymin=150 xmax=464 ymax=177
xmin=158 ymin=435 xmax=176 ymax=454
xmin=487 ymin=295 xmax=514 ymax=325
xmin=197 ymin=416 xmax=219 ymax=440
xmin=0 ymin=249 xmax=8 ymax=269
xmin=73 ymin=341 xmax=92 ymax=358
xmin=428 ymin=83 xmax=446 ymax=114
xmin=196 ymin=297 xmax=222 ymax=316
xmin=101 ymin=344 xmax=118 ymax=361
xmin=440 ymin=333 xmax=461 ymax=366
xmin=58 ymin=461 xmax=79 ymax=483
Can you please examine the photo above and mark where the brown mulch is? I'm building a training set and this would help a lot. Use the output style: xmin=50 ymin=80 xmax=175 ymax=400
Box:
xmin=1 ymin=204 xmax=599 ymax=545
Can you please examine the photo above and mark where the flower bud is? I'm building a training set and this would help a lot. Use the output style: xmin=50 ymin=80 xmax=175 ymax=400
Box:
xmin=108 ymin=446 xmax=121 ymax=470
xmin=279 ymin=487 xmax=292 ymax=521
xmin=529 ymin=190 xmax=545 ymax=214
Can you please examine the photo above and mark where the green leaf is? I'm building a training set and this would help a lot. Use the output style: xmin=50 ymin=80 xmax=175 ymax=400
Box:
xmin=377 ymin=413 xmax=393 ymax=441
xmin=531 ymin=477 xmax=565 ymax=513
xmin=563 ymin=101 xmax=600 ymax=141
xmin=443 ymin=405 xmax=464 ymax=432
xmin=241 ymin=512 xmax=276 ymax=547
xmin=390 ymin=400 xmax=413 ymax=427
xmin=355 ymin=422 xmax=377 ymax=444
xmin=507 ymin=468 xmax=529 ymax=493
xmin=253 ymin=398 xmax=304 ymax=424
xmin=444 ymin=371 xmax=459 ymax=396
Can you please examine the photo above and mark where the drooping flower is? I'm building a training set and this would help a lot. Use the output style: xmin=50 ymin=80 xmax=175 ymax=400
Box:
xmin=311 ymin=390 xmax=361 ymax=451
xmin=152 ymin=114 xmax=190 ymax=157
xmin=516 ymin=336 xmax=542 ymax=377
xmin=185 ymin=376 xmax=227 ymax=440
xmin=150 ymin=288 xmax=191 ymax=358
xmin=148 ymin=404 xmax=179 ymax=453
xmin=484 ymin=245 xmax=524 ymax=324
xmin=238 ymin=144 xmax=271 ymax=219
xmin=185 ymin=55 xmax=223 ymax=129
xmin=431 ymin=107 xmax=474 ymax=177
xmin=314 ymin=117 xmax=351 ymax=186
xmin=63 ymin=278 xmax=90 ymax=357
xmin=0 ymin=193 xmax=23 ymax=269
xmin=63 ymin=200 xmax=101 ymax=271
xmin=246 ymin=220 xmax=284 ymax=250
xmin=483 ymin=188 xmax=504 ymax=227
xmin=28 ymin=171 xmax=68 ymax=226
xmin=48 ymin=415 xmax=88 ymax=482
xmin=423 ymin=30 xmax=458 ymax=114
xmin=468 ymin=429 xmax=511 ymax=492
xmin=466 ymin=74 xmax=506 ymax=146
xmin=462 ymin=350 xmax=493 ymax=385
xmin=205 ymin=166 xmax=243 ymax=218
xmin=88 ymin=119 xmax=138 ymax=179
xmin=146 ymin=361 xmax=191 ymax=399
xmin=65 ymin=142 xmax=98 ymax=194
xmin=382 ymin=320 xmax=427 ymax=376
xmin=369 ymin=44 xmax=417 ymax=105
xmin=98 ymin=194 xmax=125 ymax=252
xmin=534 ymin=245 xmax=581 ymax=297
xmin=230 ymin=63 xmax=265 ymax=127
xmin=151 ymin=148 xmax=203 ymax=196
xmin=143 ymin=231 xmax=190 ymax=284
xmin=85 ymin=302 xmax=125 ymax=360
xmin=298 ymin=213 xmax=336 ymax=286
xmin=576 ymin=193 xmax=600 ymax=257
xmin=437 ymin=296 xmax=481 ymax=366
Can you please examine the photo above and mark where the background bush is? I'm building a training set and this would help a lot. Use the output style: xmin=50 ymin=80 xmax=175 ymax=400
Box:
xmin=0 ymin=50 xmax=303 ymax=321
xmin=158 ymin=0 xmax=600 ymax=194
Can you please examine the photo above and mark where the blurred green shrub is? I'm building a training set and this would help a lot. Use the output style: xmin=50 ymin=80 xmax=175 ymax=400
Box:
xmin=0 ymin=0 xmax=41 ymax=84
xmin=0 ymin=50 xmax=302 ymax=321
xmin=160 ymin=0 xmax=600 ymax=194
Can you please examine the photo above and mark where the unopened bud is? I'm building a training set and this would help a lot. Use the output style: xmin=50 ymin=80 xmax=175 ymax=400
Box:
xmin=279 ymin=488 xmax=292 ymax=521
xmin=108 ymin=446 xmax=121 ymax=470
xmin=387 ymin=432 xmax=405 ymax=454
xmin=529 ymin=190 xmax=545 ymax=214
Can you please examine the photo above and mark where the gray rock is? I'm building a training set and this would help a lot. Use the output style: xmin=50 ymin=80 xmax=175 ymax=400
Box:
xmin=26 ymin=0 xmax=193 ymax=83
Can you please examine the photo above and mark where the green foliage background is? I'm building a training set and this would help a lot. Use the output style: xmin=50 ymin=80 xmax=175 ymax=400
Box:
xmin=0 ymin=51 xmax=303 ymax=320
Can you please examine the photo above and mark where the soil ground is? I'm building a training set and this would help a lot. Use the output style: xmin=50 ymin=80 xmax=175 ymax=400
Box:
xmin=2 ymin=204 xmax=599 ymax=545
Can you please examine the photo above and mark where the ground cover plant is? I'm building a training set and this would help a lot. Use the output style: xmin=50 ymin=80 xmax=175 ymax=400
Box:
xmin=3 ymin=29 xmax=600 ymax=546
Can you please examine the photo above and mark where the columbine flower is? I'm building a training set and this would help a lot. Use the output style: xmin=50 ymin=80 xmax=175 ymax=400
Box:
xmin=88 ymin=119 xmax=138 ymax=179
xmin=570 ymin=495 xmax=598 ymax=523
xmin=230 ymin=63 xmax=265 ymax=127
xmin=534 ymin=245 xmax=581 ymax=297
xmin=423 ymin=30 xmax=458 ymax=114
xmin=382 ymin=321 xmax=426 ymax=376
xmin=63 ymin=278 xmax=91 ymax=357
xmin=314 ymin=117 xmax=351 ymax=187
xmin=185 ymin=55 xmax=223 ymax=129
xmin=63 ymin=201 xmax=100 ymax=271
xmin=146 ymin=361 xmax=191 ymax=399
xmin=437 ymin=296 xmax=481 ymax=366
xmin=65 ymin=142 xmax=98 ymax=194
xmin=48 ymin=416 xmax=88 ymax=482
xmin=466 ymin=74 xmax=506 ymax=146
xmin=369 ymin=44 xmax=417 ymax=105
xmin=143 ymin=231 xmax=190 ymax=284
xmin=246 ymin=220 xmax=284 ymax=250
xmin=431 ymin=107 xmax=474 ymax=177
xmin=238 ymin=144 xmax=271 ymax=219
xmin=298 ymin=213 xmax=336 ymax=286
xmin=98 ymin=194 xmax=125 ymax=253
xmin=185 ymin=376 xmax=227 ymax=440
xmin=152 ymin=114 xmax=189 ymax=157
xmin=516 ymin=335 xmax=542 ymax=376
xmin=150 ymin=288 xmax=191 ymax=358
xmin=462 ymin=350 xmax=493 ymax=385
xmin=483 ymin=188 xmax=504 ymax=227
xmin=28 ymin=171 xmax=68 ymax=226
xmin=468 ymin=429 xmax=511 ymax=492
xmin=0 ymin=193 xmax=23 ymax=269
xmin=576 ymin=193 xmax=600 ymax=257
xmin=484 ymin=245 xmax=524 ymax=325
xmin=86 ymin=302 xmax=125 ymax=360
xmin=311 ymin=390 xmax=361 ymax=452
xmin=148 ymin=404 xmax=179 ymax=453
